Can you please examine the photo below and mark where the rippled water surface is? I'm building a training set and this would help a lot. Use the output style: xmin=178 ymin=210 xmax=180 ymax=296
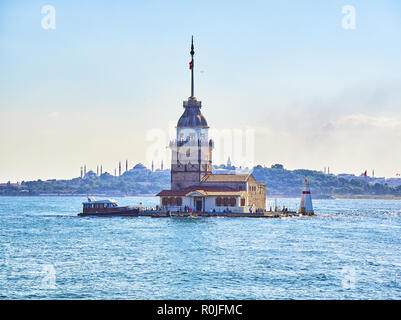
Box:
xmin=1 ymin=196 xmax=401 ymax=299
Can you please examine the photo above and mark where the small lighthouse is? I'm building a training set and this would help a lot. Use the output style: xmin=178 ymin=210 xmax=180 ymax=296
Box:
xmin=299 ymin=178 xmax=314 ymax=215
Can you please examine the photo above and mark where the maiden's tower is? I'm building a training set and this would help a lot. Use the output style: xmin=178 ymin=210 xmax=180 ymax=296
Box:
xmin=157 ymin=38 xmax=266 ymax=213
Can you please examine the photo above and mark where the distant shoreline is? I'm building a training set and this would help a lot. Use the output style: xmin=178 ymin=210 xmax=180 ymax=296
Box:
xmin=332 ymin=194 xmax=401 ymax=200
xmin=1 ymin=194 xmax=400 ymax=200
xmin=0 ymin=194 xmax=157 ymax=197
xmin=3 ymin=166 xmax=401 ymax=199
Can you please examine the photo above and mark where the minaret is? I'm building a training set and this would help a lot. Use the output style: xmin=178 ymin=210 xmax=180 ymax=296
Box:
xmin=114 ymin=168 xmax=117 ymax=176
xmin=100 ymin=165 xmax=103 ymax=176
xmin=80 ymin=167 xmax=83 ymax=179
xmin=97 ymin=165 xmax=99 ymax=176
xmin=152 ymin=160 xmax=154 ymax=172
xmin=84 ymin=165 xmax=87 ymax=177
xmin=119 ymin=161 xmax=121 ymax=176
xmin=299 ymin=178 xmax=314 ymax=215
xmin=161 ymin=160 xmax=163 ymax=171
xmin=126 ymin=159 xmax=128 ymax=172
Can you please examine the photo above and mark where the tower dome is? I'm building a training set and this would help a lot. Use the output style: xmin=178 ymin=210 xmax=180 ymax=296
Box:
xmin=177 ymin=98 xmax=208 ymax=128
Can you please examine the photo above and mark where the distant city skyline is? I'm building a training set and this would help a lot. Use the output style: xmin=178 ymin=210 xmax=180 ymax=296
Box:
xmin=1 ymin=0 xmax=401 ymax=182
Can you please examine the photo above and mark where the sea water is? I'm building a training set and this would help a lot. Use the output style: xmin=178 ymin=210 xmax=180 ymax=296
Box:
xmin=0 ymin=196 xmax=400 ymax=299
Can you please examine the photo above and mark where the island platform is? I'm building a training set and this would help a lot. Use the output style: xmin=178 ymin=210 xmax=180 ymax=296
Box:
xmin=138 ymin=209 xmax=314 ymax=218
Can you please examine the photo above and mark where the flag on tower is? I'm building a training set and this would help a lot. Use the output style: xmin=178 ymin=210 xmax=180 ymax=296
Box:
xmin=189 ymin=61 xmax=193 ymax=70
xmin=364 ymin=170 xmax=367 ymax=177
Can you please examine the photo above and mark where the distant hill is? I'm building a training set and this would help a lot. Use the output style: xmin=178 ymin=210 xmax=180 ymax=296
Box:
xmin=0 ymin=166 xmax=170 ymax=196
xmin=252 ymin=165 xmax=401 ymax=198
xmin=1 ymin=164 xmax=401 ymax=198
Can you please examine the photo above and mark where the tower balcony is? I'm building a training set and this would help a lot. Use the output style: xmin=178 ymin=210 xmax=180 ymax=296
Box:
xmin=183 ymin=99 xmax=202 ymax=108
xmin=169 ymin=138 xmax=214 ymax=148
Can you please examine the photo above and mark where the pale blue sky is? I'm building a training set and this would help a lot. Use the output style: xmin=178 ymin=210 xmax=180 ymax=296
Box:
xmin=1 ymin=0 xmax=401 ymax=181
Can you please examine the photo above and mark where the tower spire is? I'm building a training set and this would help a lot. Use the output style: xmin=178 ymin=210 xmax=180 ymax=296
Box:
xmin=190 ymin=35 xmax=195 ymax=98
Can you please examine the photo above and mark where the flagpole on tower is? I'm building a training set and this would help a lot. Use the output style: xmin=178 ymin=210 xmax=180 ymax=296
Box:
xmin=190 ymin=35 xmax=195 ymax=98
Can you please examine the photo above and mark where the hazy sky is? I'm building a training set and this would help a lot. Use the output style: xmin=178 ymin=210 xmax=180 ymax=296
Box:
xmin=1 ymin=0 xmax=401 ymax=182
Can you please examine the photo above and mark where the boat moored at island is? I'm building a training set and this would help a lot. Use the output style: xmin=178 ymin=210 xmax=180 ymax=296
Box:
xmin=78 ymin=197 xmax=139 ymax=217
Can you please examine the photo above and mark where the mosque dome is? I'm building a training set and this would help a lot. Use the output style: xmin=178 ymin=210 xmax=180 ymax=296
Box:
xmin=133 ymin=163 xmax=147 ymax=171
